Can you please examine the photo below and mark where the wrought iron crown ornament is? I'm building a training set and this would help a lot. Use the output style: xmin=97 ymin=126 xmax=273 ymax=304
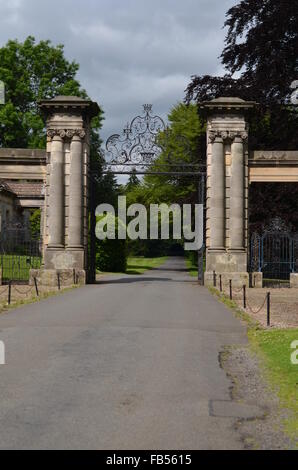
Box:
xmin=105 ymin=104 xmax=166 ymax=166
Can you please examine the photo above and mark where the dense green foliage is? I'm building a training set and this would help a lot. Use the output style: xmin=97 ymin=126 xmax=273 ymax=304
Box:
xmin=96 ymin=238 xmax=127 ymax=273
xmin=29 ymin=209 xmax=41 ymax=239
xmin=95 ymin=215 xmax=127 ymax=273
xmin=185 ymin=0 xmax=298 ymax=150
xmin=0 ymin=36 xmax=102 ymax=150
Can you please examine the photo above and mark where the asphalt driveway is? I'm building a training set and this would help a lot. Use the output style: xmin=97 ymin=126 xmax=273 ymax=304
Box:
xmin=0 ymin=257 xmax=250 ymax=449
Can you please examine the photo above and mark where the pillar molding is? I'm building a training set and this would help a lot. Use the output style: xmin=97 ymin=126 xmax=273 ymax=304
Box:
xmin=209 ymin=132 xmax=225 ymax=251
xmin=230 ymin=133 xmax=247 ymax=251
xmin=47 ymin=134 xmax=64 ymax=248
xmin=68 ymin=134 xmax=83 ymax=249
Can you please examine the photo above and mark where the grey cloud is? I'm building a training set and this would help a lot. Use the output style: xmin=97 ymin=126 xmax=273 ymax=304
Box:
xmin=0 ymin=0 xmax=236 ymax=141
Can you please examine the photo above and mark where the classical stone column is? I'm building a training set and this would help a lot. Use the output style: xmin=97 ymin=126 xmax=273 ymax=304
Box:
xmin=198 ymin=97 xmax=257 ymax=287
xmin=68 ymin=133 xmax=84 ymax=248
xmin=30 ymin=95 xmax=100 ymax=286
xmin=230 ymin=134 xmax=246 ymax=250
xmin=48 ymin=133 xmax=64 ymax=247
xmin=210 ymin=133 xmax=225 ymax=250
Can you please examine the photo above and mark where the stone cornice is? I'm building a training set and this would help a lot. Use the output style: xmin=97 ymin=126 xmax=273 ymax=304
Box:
xmin=0 ymin=148 xmax=46 ymax=166
xmin=199 ymin=97 xmax=257 ymax=114
xmin=39 ymin=96 xmax=100 ymax=119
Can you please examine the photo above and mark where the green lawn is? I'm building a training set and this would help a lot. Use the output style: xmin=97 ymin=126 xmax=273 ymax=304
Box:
xmin=249 ymin=328 xmax=298 ymax=441
xmin=126 ymin=256 xmax=167 ymax=274
xmin=185 ymin=258 xmax=198 ymax=277
xmin=0 ymin=254 xmax=41 ymax=281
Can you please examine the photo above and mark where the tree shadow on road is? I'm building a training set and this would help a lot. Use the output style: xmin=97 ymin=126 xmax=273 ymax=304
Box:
xmin=95 ymin=276 xmax=196 ymax=285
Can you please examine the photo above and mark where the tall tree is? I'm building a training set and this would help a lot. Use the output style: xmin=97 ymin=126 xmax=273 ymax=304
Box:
xmin=0 ymin=36 xmax=103 ymax=150
xmin=221 ymin=0 xmax=298 ymax=105
xmin=145 ymin=102 xmax=205 ymax=205
xmin=125 ymin=168 xmax=140 ymax=192
xmin=185 ymin=0 xmax=298 ymax=150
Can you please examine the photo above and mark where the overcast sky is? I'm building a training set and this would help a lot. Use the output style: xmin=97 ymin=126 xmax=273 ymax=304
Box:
xmin=0 ymin=0 xmax=236 ymax=142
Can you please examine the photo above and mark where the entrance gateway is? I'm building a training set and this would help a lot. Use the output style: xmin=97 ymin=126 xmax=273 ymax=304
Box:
xmin=88 ymin=103 xmax=206 ymax=283
xmin=25 ymin=95 xmax=298 ymax=287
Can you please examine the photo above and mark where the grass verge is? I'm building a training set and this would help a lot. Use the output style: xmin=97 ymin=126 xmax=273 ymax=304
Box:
xmin=126 ymin=256 xmax=168 ymax=274
xmin=209 ymin=286 xmax=298 ymax=443
xmin=249 ymin=328 xmax=298 ymax=440
xmin=185 ymin=258 xmax=198 ymax=277
xmin=0 ymin=285 xmax=80 ymax=316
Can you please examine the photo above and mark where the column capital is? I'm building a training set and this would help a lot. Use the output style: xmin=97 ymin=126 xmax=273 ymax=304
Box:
xmin=230 ymin=131 xmax=248 ymax=143
xmin=47 ymin=128 xmax=86 ymax=140
xmin=208 ymin=130 xmax=248 ymax=144
xmin=208 ymin=131 xmax=224 ymax=143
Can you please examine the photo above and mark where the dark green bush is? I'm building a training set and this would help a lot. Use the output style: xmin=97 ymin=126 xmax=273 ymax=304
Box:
xmin=96 ymin=238 xmax=127 ymax=272
xmin=187 ymin=250 xmax=198 ymax=267
xmin=29 ymin=209 xmax=41 ymax=239
xmin=95 ymin=215 xmax=127 ymax=272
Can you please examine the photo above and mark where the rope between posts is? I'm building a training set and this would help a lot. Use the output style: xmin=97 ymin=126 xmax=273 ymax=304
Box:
xmin=215 ymin=273 xmax=269 ymax=315
xmin=245 ymin=294 xmax=267 ymax=315
xmin=217 ymin=277 xmax=244 ymax=295
xmin=12 ymin=285 xmax=35 ymax=295
xmin=0 ymin=285 xmax=8 ymax=295
xmin=58 ymin=274 xmax=70 ymax=282
xmin=233 ymin=286 xmax=244 ymax=293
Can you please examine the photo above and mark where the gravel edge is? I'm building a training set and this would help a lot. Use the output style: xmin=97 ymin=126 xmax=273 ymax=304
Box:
xmin=220 ymin=344 xmax=296 ymax=450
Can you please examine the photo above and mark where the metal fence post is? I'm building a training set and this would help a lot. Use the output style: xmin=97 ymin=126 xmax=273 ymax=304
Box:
xmin=34 ymin=277 xmax=39 ymax=297
xmin=267 ymin=292 xmax=271 ymax=326
xmin=219 ymin=274 xmax=222 ymax=292
xmin=229 ymin=280 xmax=232 ymax=300
xmin=8 ymin=281 xmax=11 ymax=305
xmin=57 ymin=273 xmax=61 ymax=291
xmin=243 ymin=285 xmax=246 ymax=309
xmin=213 ymin=270 xmax=216 ymax=287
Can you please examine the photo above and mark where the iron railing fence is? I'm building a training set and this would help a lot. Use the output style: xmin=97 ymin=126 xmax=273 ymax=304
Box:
xmin=0 ymin=227 xmax=42 ymax=283
xmin=249 ymin=218 xmax=298 ymax=288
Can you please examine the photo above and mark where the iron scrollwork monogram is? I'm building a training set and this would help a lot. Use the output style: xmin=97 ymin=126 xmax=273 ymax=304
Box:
xmin=105 ymin=104 xmax=166 ymax=166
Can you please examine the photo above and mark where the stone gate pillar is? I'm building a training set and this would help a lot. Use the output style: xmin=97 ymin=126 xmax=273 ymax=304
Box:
xmin=199 ymin=97 xmax=256 ymax=287
xmin=30 ymin=96 xmax=99 ymax=286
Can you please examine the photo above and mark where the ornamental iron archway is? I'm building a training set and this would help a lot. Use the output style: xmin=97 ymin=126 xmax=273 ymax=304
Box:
xmin=102 ymin=104 xmax=205 ymax=177
xmin=89 ymin=105 xmax=206 ymax=283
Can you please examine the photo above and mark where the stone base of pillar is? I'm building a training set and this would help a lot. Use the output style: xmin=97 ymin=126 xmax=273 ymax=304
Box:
xmin=251 ymin=272 xmax=263 ymax=288
xmin=44 ymin=247 xmax=85 ymax=270
xmin=290 ymin=273 xmax=298 ymax=288
xmin=206 ymin=250 xmax=247 ymax=273
xmin=204 ymin=271 xmax=249 ymax=288
xmin=29 ymin=268 xmax=86 ymax=287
